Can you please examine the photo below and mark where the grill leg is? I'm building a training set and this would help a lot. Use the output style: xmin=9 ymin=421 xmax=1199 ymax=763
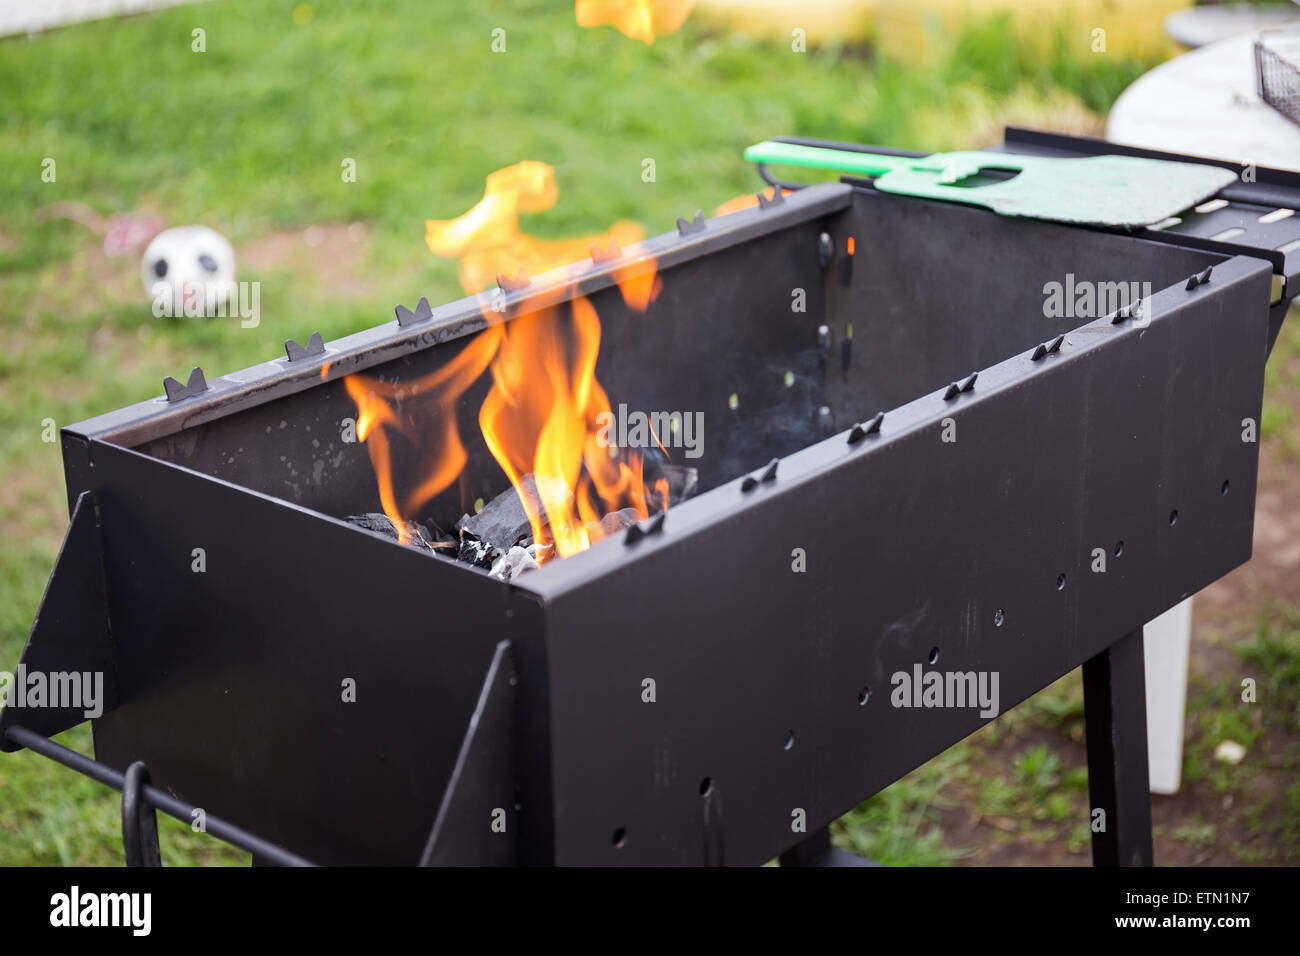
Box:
xmin=1083 ymin=627 xmax=1154 ymax=867
xmin=778 ymin=826 xmax=878 ymax=867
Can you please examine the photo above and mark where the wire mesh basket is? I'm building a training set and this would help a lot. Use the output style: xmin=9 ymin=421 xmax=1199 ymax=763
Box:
xmin=1256 ymin=26 xmax=1300 ymax=128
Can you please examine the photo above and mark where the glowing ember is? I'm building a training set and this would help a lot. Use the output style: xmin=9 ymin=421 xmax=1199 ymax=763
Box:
xmin=575 ymin=0 xmax=695 ymax=44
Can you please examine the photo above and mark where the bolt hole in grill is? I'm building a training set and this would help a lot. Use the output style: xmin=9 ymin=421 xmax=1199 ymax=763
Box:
xmin=3 ymin=130 xmax=1291 ymax=867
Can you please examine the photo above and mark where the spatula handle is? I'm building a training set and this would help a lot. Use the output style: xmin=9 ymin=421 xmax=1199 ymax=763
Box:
xmin=743 ymin=141 xmax=918 ymax=178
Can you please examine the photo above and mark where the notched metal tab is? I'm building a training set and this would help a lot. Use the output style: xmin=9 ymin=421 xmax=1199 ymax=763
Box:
xmin=1198 ymin=266 xmax=1213 ymax=285
xmin=163 ymin=367 xmax=208 ymax=402
xmin=497 ymin=271 xmax=532 ymax=292
xmin=736 ymin=459 xmax=776 ymax=493
xmin=284 ymin=332 xmax=326 ymax=363
xmin=1185 ymin=273 xmax=1200 ymax=291
xmin=848 ymin=411 xmax=884 ymax=444
xmin=624 ymin=511 xmax=666 ymax=544
xmin=590 ymin=238 xmax=622 ymax=264
xmin=676 ymin=211 xmax=706 ymax=236
xmin=943 ymin=382 xmax=961 ymax=401
xmin=757 ymin=187 xmax=785 ymax=210
xmin=395 ymin=296 xmax=434 ymax=328
xmin=960 ymin=372 xmax=978 ymax=392
xmin=1048 ymin=333 xmax=1065 ymax=353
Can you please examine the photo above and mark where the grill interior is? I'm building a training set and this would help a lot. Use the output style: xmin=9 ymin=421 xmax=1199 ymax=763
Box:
xmin=130 ymin=187 xmax=1223 ymax=549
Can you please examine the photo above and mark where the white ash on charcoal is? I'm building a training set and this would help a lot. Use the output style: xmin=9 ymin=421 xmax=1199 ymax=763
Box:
xmin=455 ymin=474 xmax=569 ymax=577
xmin=456 ymin=473 xmax=573 ymax=553
xmin=349 ymin=461 xmax=685 ymax=579
xmin=489 ymin=545 xmax=539 ymax=581
xmin=456 ymin=531 xmax=498 ymax=570
xmin=584 ymin=506 xmax=640 ymax=542
xmin=344 ymin=508 xmax=539 ymax=578
xmin=343 ymin=513 xmax=454 ymax=551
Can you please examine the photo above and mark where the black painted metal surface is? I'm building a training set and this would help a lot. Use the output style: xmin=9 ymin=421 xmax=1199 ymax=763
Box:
xmin=81 ymin=440 xmax=546 ymax=865
xmin=420 ymin=640 xmax=518 ymax=866
xmin=0 ymin=492 xmax=117 ymax=749
xmin=525 ymin=252 xmax=1270 ymax=864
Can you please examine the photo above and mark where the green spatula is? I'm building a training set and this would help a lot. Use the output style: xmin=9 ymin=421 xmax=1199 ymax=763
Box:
xmin=744 ymin=140 xmax=1237 ymax=229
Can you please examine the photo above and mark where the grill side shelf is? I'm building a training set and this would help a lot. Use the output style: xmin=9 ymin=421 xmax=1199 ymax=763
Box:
xmin=999 ymin=126 xmax=1300 ymax=316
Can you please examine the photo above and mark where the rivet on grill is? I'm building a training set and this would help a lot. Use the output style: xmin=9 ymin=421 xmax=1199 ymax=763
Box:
xmin=497 ymin=271 xmax=531 ymax=292
xmin=624 ymin=511 xmax=666 ymax=544
xmin=818 ymin=324 xmax=832 ymax=355
xmin=589 ymin=238 xmax=622 ymax=264
xmin=676 ymin=210 xmax=706 ymax=236
xmin=1185 ymin=274 xmax=1199 ymax=291
xmin=1198 ymin=266 xmax=1213 ymax=285
xmin=761 ymin=458 xmax=779 ymax=483
xmin=163 ymin=367 xmax=209 ymax=403
xmin=284 ymin=332 xmax=326 ymax=363
xmin=395 ymin=296 xmax=433 ymax=327
xmin=818 ymin=232 xmax=834 ymax=269
xmin=756 ymin=187 xmax=785 ymax=210
xmin=960 ymin=372 xmax=978 ymax=392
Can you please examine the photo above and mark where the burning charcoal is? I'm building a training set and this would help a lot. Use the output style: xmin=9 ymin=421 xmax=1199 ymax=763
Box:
xmin=488 ymin=545 xmax=539 ymax=581
xmin=585 ymin=507 xmax=640 ymax=542
xmin=457 ymin=474 xmax=573 ymax=553
xmin=457 ymin=531 xmax=499 ymax=570
xmin=344 ymin=513 xmax=446 ymax=550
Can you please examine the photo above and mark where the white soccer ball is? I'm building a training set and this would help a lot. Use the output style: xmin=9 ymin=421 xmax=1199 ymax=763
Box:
xmin=141 ymin=225 xmax=236 ymax=318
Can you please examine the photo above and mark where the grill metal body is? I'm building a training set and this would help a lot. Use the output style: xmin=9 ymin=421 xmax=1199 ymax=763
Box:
xmin=3 ymin=131 xmax=1295 ymax=866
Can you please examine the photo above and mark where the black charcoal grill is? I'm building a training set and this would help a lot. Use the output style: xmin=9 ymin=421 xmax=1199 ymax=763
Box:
xmin=4 ymin=130 xmax=1298 ymax=866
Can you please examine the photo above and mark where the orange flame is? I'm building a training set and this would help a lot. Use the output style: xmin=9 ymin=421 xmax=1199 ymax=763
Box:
xmin=343 ymin=328 xmax=501 ymax=542
xmin=575 ymin=0 xmax=695 ymax=43
xmin=477 ymin=283 xmax=663 ymax=562
xmin=426 ymin=161 xmax=643 ymax=294
xmin=346 ymin=162 xmax=666 ymax=565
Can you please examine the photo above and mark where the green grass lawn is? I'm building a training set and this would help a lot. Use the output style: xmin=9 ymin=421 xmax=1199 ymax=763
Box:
xmin=0 ymin=0 xmax=1172 ymax=865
